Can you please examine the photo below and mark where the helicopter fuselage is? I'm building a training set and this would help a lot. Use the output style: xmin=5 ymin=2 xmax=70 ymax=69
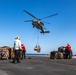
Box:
xmin=23 ymin=10 xmax=57 ymax=34
xmin=32 ymin=20 xmax=44 ymax=31
xmin=32 ymin=20 xmax=50 ymax=34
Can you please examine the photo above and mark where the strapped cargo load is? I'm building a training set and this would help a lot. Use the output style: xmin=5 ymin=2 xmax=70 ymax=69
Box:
xmin=0 ymin=46 xmax=10 ymax=60
xmin=0 ymin=46 xmax=23 ymax=60
xmin=34 ymin=45 xmax=41 ymax=53
xmin=50 ymin=46 xmax=72 ymax=59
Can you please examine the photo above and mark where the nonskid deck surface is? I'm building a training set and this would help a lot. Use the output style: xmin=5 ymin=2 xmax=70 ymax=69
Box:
xmin=0 ymin=56 xmax=76 ymax=75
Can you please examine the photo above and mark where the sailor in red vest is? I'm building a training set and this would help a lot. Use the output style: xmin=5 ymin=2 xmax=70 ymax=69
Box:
xmin=21 ymin=43 xmax=26 ymax=59
xmin=65 ymin=43 xmax=72 ymax=59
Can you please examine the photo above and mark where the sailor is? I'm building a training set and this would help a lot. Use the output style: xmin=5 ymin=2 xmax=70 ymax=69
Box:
xmin=21 ymin=43 xmax=26 ymax=59
xmin=12 ymin=36 xmax=22 ymax=63
xmin=64 ymin=43 xmax=72 ymax=59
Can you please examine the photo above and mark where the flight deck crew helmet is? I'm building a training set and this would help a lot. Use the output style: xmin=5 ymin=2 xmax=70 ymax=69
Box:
xmin=67 ymin=43 xmax=70 ymax=45
xmin=15 ymin=36 xmax=20 ymax=40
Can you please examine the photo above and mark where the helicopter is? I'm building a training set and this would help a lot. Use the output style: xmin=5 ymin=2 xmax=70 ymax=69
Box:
xmin=23 ymin=10 xmax=58 ymax=34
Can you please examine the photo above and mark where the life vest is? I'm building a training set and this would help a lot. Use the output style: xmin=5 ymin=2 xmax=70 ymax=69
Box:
xmin=66 ymin=45 xmax=71 ymax=51
xmin=21 ymin=44 xmax=26 ymax=51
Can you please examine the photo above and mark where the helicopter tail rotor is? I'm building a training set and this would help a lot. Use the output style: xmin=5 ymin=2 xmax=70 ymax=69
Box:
xmin=40 ymin=28 xmax=50 ymax=34
xmin=24 ymin=20 xmax=33 ymax=22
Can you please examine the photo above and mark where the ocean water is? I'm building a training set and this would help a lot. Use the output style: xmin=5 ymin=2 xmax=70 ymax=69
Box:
xmin=26 ymin=54 xmax=49 ymax=57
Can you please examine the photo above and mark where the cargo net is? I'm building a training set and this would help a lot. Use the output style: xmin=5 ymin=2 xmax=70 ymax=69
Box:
xmin=0 ymin=50 xmax=9 ymax=60
xmin=34 ymin=45 xmax=41 ymax=53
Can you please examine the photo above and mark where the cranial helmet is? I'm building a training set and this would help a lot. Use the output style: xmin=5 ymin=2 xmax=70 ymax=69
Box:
xmin=67 ymin=43 xmax=70 ymax=45
xmin=15 ymin=36 xmax=20 ymax=40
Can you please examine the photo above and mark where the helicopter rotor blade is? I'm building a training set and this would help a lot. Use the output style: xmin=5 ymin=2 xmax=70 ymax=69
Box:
xmin=24 ymin=20 xmax=33 ymax=22
xmin=41 ymin=13 xmax=58 ymax=19
xmin=44 ymin=21 xmax=51 ymax=24
xmin=23 ymin=10 xmax=37 ymax=19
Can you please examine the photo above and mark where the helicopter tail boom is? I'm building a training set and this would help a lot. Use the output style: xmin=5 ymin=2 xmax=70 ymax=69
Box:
xmin=40 ymin=31 xmax=50 ymax=34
